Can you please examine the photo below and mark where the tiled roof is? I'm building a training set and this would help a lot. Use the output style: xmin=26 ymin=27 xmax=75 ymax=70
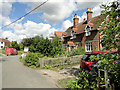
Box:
xmin=55 ymin=31 xmax=63 ymax=38
xmin=64 ymin=15 xmax=105 ymax=37
xmin=0 ymin=38 xmax=10 ymax=43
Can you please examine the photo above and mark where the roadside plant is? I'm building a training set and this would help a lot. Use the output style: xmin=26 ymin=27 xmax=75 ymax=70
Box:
xmin=23 ymin=53 xmax=40 ymax=68
xmin=68 ymin=47 xmax=85 ymax=56
xmin=44 ymin=65 xmax=52 ymax=69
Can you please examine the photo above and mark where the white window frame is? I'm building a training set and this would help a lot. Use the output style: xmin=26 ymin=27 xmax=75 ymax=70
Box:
xmin=70 ymin=30 xmax=76 ymax=39
xmin=86 ymin=42 xmax=92 ymax=52
xmin=85 ymin=24 xmax=91 ymax=36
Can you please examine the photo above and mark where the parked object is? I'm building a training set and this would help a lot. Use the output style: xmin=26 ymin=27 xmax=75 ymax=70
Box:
xmin=5 ymin=48 xmax=18 ymax=56
xmin=80 ymin=51 xmax=118 ymax=71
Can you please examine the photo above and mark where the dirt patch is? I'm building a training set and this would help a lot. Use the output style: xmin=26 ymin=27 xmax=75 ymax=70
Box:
xmin=35 ymin=65 xmax=80 ymax=88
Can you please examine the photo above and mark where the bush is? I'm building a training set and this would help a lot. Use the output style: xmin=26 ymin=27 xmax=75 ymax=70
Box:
xmin=23 ymin=53 xmax=40 ymax=68
xmin=68 ymin=47 xmax=85 ymax=56
xmin=3 ymin=46 xmax=9 ymax=50
xmin=67 ymin=71 xmax=105 ymax=89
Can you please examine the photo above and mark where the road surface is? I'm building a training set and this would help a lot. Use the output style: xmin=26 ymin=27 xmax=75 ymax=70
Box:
xmin=1 ymin=55 xmax=58 ymax=88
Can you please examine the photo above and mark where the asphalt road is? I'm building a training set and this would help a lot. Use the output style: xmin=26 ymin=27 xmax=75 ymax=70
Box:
xmin=1 ymin=55 xmax=58 ymax=88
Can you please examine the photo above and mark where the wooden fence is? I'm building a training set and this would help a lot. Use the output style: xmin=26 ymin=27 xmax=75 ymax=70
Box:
xmin=39 ymin=55 xmax=83 ymax=68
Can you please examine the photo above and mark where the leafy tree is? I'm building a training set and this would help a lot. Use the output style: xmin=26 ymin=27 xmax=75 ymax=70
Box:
xmin=97 ymin=0 xmax=120 ymax=52
xmin=51 ymin=36 xmax=65 ymax=57
xmin=20 ymin=38 xmax=33 ymax=49
xmin=11 ymin=41 xmax=20 ymax=50
xmin=94 ymin=1 xmax=120 ymax=89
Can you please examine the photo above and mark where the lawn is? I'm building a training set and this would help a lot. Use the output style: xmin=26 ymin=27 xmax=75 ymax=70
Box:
xmin=58 ymin=78 xmax=74 ymax=88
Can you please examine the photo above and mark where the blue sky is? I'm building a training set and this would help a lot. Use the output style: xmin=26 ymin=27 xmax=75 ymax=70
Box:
xmin=0 ymin=0 xmax=112 ymax=42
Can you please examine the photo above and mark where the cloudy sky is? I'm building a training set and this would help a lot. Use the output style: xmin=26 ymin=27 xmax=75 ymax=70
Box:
xmin=0 ymin=0 xmax=114 ymax=42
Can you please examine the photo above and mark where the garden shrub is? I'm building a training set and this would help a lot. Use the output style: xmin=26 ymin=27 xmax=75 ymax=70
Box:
xmin=23 ymin=53 xmax=40 ymax=68
xmin=67 ymin=71 xmax=105 ymax=89
xmin=68 ymin=47 xmax=85 ymax=56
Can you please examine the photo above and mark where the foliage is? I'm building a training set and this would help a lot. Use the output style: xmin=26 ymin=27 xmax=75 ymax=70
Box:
xmin=68 ymin=47 xmax=85 ymax=56
xmin=97 ymin=1 xmax=120 ymax=52
xmin=3 ymin=46 xmax=9 ymax=50
xmin=28 ymin=36 xmax=65 ymax=57
xmin=18 ymin=50 xmax=24 ymax=55
xmin=44 ymin=65 xmax=52 ymax=69
xmin=51 ymin=36 xmax=66 ymax=57
xmin=90 ymin=52 xmax=120 ymax=89
xmin=11 ymin=41 xmax=20 ymax=50
xmin=67 ymin=71 xmax=105 ymax=89
xmin=19 ymin=38 xmax=33 ymax=50
xmin=23 ymin=53 xmax=40 ymax=68
xmin=93 ymin=0 xmax=120 ymax=89
xmin=59 ymin=78 xmax=73 ymax=88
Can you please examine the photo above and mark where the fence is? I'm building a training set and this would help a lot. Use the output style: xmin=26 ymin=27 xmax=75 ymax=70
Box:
xmin=39 ymin=55 xmax=83 ymax=68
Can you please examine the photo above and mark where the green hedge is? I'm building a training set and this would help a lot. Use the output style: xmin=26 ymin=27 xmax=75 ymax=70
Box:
xmin=23 ymin=53 xmax=40 ymax=68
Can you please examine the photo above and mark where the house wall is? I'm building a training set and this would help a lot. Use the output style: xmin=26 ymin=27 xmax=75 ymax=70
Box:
xmin=64 ymin=30 xmax=100 ymax=52
xmin=0 ymin=41 xmax=5 ymax=49
xmin=81 ymin=30 xmax=100 ymax=52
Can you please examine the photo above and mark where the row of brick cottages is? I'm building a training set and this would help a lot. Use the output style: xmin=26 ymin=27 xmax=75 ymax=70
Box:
xmin=50 ymin=8 xmax=105 ymax=52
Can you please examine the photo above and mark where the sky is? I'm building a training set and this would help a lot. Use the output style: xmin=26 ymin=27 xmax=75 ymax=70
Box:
xmin=0 ymin=0 xmax=115 ymax=43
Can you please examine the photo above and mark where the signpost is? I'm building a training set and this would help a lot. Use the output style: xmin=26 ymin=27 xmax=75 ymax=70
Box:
xmin=24 ymin=47 xmax=29 ymax=53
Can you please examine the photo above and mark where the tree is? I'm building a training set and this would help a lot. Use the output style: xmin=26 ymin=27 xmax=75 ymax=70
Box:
xmin=51 ymin=36 xmax=65 ymax=57
xmin=97 ymin=0 xmax=120 ymax=52
xmin=11 ymin=41 xmax=20 ymax=50
xmin=94 ymin=1 xmax=120 ymax=89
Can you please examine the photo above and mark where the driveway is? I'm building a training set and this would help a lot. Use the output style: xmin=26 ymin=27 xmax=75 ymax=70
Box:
xmin=2 ymin=55 xmax=58 ymax=88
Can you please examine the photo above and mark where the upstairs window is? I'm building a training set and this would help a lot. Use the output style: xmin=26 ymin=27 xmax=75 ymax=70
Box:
xmin=70 ymin=30 xmax=76 ymax=39
xmin=85 ymin=24 xmax=91 ymax=36
xmin=1 ymin=42 xmax=3 ymax=44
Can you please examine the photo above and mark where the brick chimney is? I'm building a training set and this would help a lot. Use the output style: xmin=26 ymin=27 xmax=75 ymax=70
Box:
xmin=73 ymin=14 xmax=79 ymax=28
xmin=86 ymin=8 xmax=93 ymax=23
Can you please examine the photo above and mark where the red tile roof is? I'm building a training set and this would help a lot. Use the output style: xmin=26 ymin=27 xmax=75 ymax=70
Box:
xmin=0 ymin=38 xmax=10 ymax=43
xmin=64 ymin=15 xmax=105 ymax=37
xmin=55 ymin=31 xmax=63 ymax=38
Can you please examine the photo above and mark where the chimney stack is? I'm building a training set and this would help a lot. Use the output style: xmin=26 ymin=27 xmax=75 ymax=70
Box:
xmin=73 ymin=14 xmax=79 ymax=28
xmin=86 ymin=8 xmax=93 ymax=23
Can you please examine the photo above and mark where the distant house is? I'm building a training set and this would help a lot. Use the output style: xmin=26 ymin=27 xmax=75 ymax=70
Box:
xmin=50 ymin=31 xmax=63 ymax=41
xmin=0 ymin=38 xmax=10 ymax=49
xmin=62 ymin=8 xmax=105 ymax=52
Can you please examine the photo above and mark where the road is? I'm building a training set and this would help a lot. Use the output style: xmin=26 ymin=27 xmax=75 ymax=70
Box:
xmin=1 ymin=55 xmax=58 ymax=88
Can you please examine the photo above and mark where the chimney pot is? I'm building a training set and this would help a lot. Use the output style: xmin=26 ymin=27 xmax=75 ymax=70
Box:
xmin=73 ymin=14 xmax=79 ymax=28
xmin=86 ymin=8 xmax=93 ymax=23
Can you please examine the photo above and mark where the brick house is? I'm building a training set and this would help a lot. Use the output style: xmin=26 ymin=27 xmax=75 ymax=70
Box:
xmin=0 ymin=38 xmax=10 ymax=49
xmin=50 ymin=31 xmax=63 ymax=41
xmin=62 ymin=8 xmax=105 ymax=52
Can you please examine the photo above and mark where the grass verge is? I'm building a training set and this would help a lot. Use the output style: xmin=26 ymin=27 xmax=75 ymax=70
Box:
xmin=58 ymin=78 xmax=74 ymax=88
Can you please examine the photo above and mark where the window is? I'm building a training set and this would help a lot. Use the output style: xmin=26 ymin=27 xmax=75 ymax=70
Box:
xmin=1 ymin=42 xmax=3 ymax=44
xmin=86 ymin=42 xmax=92 ymax=52
xmin=70 ymin=30 xmax=76 ymax=39
xmin=1 ymin=46 xmax=3 ymax=48
xmin=85 ymin=24 xmax=91 ymax=36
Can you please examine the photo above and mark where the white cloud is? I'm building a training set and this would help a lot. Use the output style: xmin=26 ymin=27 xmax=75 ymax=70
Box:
xmin=62 ymin=20 xmax=72 ymax=31
xmin=0 ymin=20 xmax=58 ymax=42
xmin=1 ymin=0 xmax=116 ymax=42
xmin=23 ymin=0 xmax=77 ymax=23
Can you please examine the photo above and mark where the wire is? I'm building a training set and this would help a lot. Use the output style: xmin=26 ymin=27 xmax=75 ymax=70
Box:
xmin=1 ymin=0 xmax=48 ymax=29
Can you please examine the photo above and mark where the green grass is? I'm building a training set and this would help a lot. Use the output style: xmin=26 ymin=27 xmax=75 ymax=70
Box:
xmin=0 ymin=50 xmax=5 ymax=54
xmin=58 ymin=78 xmax=74 ymax=88
xmin=40 ymin=64 xmax=80 ymax=72
xmin=0 ymin=54 xmax=2 ymax=56
xmin=18 ymin=50 xmax=24 ymax=55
